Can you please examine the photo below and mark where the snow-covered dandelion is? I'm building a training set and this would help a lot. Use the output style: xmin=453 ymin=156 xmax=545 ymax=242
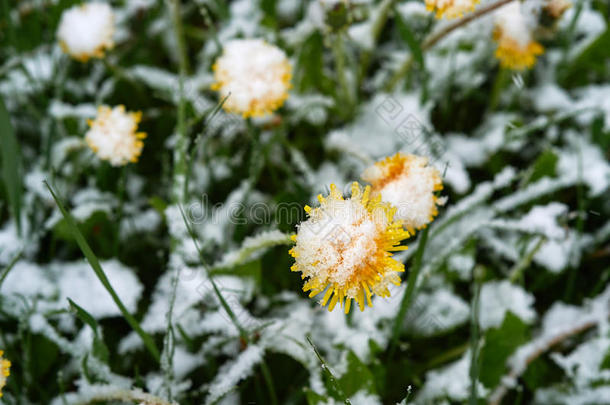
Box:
xmin=0 ymin=350 xmax=10 ymax=398
xmin=56 ymin=2 xmax=115 ymax=62
xmin=362 ymin=153 xmax=444 ymax=235
xmin=211 ymin=39 xmax=292 ymax=118
xmin=493 ymin=2 xmax=544 ymax=70
xmin=425 ymin=0 xmax=480 ymax=19
xmin=289 ymin=183 xmax=410 ymax=313
xmin=85 ymin=105 xmax=146 ymax=166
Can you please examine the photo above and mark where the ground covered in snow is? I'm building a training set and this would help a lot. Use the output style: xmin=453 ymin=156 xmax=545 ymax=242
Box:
xmin=0 ymin=1 xmax=609 ymax=404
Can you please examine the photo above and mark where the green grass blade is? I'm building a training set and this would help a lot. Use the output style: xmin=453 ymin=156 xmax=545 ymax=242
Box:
xmin=177 ymin=205 xmax=249 ymax=340
xmin=44 ymin=180 xmax=161 ymax=363
xmin=306 ymin=336 xmax=352 ymax=405
xmin=0 ymin=249 xmax=22 ymax=289
xmin=394 ymin=11 xmax=424 ymax=70
xmin=68 ymin=298 xmax=110 ymax=362
xmin=0 ymin=96 xmax=23 ymax=235
xmin=469 ymin=270 xmax=482 ymax=405
xmin=389 ymin=226 xmax=429 ymax=356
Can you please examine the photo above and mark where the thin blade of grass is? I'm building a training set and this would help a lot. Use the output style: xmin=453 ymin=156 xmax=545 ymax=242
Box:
xmin=185 ymin=93 xmax=231 ymax=192
xmin=306 ymin=336 xmax=352 ymax=405
xmin=177 ymin=205 xmax=248 ymax=340
xmin=469 ymin=269 xmax=482 ymax=405
xmin=0 ymin=97 xmax=23 ymax=235
xmin=178 ymin=205 xmax=279 ymax=405
xmin=44 ymin=180 xmax=160 ymax=363
xmin=389 ymin=226 xmax=430 ymax=357
xmin=394 ymin=11 xmax=424 ymax=70
xmin=0 ymin=249 xmax=22 ymax=288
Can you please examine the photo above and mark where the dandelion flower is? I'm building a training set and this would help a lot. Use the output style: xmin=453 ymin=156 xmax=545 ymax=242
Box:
xmin=362 ymin=153 xmax=444 ymax=235
xmin=57 ymin=2 xmax=115 ymax=62
xmin=289 ymin=183 xmax=410 ymax=313
xmin=0 ymin=350 xmax=10 ymax=398
xmin=212 ymin=39 xmax=292 ymax=118
xmin=85 ymin=105 xmax=146 ymax=166
xmin=493 ymin=2 xmax=544 ymax=70
xmin=425 ymin=0 xmax=480 ymax=19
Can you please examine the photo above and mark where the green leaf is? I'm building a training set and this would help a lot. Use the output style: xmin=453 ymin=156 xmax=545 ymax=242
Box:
xmin=0 ymin=96 xmax=22 ymax=234
xmin=0 ymin=249 xmax=21 ymax=289
xmin=68 ymin=298 xmax=110 ymax=362
xmin=44 ymin=180 xmax=160 ymax=363
xmin=304 ymin=388 xmax=328 ymax=405
xmin=148 ymin=196 xmax=168 ymax=216
xmin=527 ymin=149 xmax=558 ymax=184
xmin=338 ymin=351 xmax=377 ymax=397
xmin=394 ymin=11 xmax=424 ymax=70
xmin=295 ymin=32 xmax=327 ymax=92
xmin=560 ymin=28 xmax=610 ymax=87
xmin=479 ymin=312 xmax=529 ymax=388
xmin=31 ymin=334 xmax=60 ymax=380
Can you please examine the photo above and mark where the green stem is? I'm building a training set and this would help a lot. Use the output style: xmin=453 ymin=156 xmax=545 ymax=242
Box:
xmin=469 ymin=268 xmax=483 ymax=405
xmin=564 ymin=138 xmax=585 ymax=301
xmin=0 ymin=249 xmax=22 ymax=288
xmin=169 ymin=0 xmax=190 ymax=204
xmin=508 ymin=236 xmax=545 ymax=283
xmin=260 ymin=361 xmax=279 ymax=405
xmin=331 ymin=33 xmax=352 ymax=117
xmin=490 ymin=67 xmax=509 ymax=110
xmin=114 ymin=166 xmax=128 ymax=257
xmin=306 ymin=336 xmax=352 ymax=405
xmin=389 ymin=226 xmax=429 ymax=357
xmin=358 ymin=0 xmax=397 ymax=87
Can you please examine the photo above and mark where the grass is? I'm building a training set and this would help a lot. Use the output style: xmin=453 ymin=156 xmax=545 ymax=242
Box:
xmin=0 ymin=1 xmax=609 ymax=404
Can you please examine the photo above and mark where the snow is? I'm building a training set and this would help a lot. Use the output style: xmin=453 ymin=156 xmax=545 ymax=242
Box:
xmin=417 ymin=351 xmax=488 ymax=402
xmin=3 ymin=259 xmax=142 ymax=318
xmin=558 ymin=132 xmax=610 ymax=197
xmin=479 ymin=281 xmax=536 ymax=330
xmin=205 ymin=345 xmax=265 ymax=405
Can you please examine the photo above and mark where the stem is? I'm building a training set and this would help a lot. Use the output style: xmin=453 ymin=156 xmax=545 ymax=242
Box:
xmin=260 ymin=362 xmax=279 ymax=405
xmin=306 ymin=336 xmax=352 ymax=405
xmin=114 ymin=166 xmax=128 ymax=256
xmin=386 ymin=0 xmax=517 ymax=91
xmin=169 ymin=0 xmax=190 ymax=204
xmin=564 ymin=138 xmax=585 ymax=301
xmin=331 ymin=32 xmax=352 ymax=116
xmin=358 ymin=0 xmax=397 ymax=86
xmin=389 ymin=227 xmax=429 ymax=357
xmin=469 ymin=270 xmax=482 ymax=405
xmin=0 ymin=249 xmax=22 ymax=288
xmin=508 ymin=236 xmax=545 ymax=283
xmin=489 ymin=67 xmax=509 ymax=110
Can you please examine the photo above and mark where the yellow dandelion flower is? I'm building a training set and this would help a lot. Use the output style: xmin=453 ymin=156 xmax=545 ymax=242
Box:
xmin=493 ymin=2 xmax=544 ymax=70
xmin=425 ymin=0 xmax=480 ymax=19
xmin=362 ymin=153 xmax=444 ymax=235
xmin=289 ymin=182 xmax=410 ymax=313
xmin=0 ymin=350 xmax=10 ymax=398
xmin=56 ymin=2 xmax=115 ymax=62
xmin=85 ymin=105 xmax=146 ymax=166
xmin=212 ymin=39 xmax=292 ymax=118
